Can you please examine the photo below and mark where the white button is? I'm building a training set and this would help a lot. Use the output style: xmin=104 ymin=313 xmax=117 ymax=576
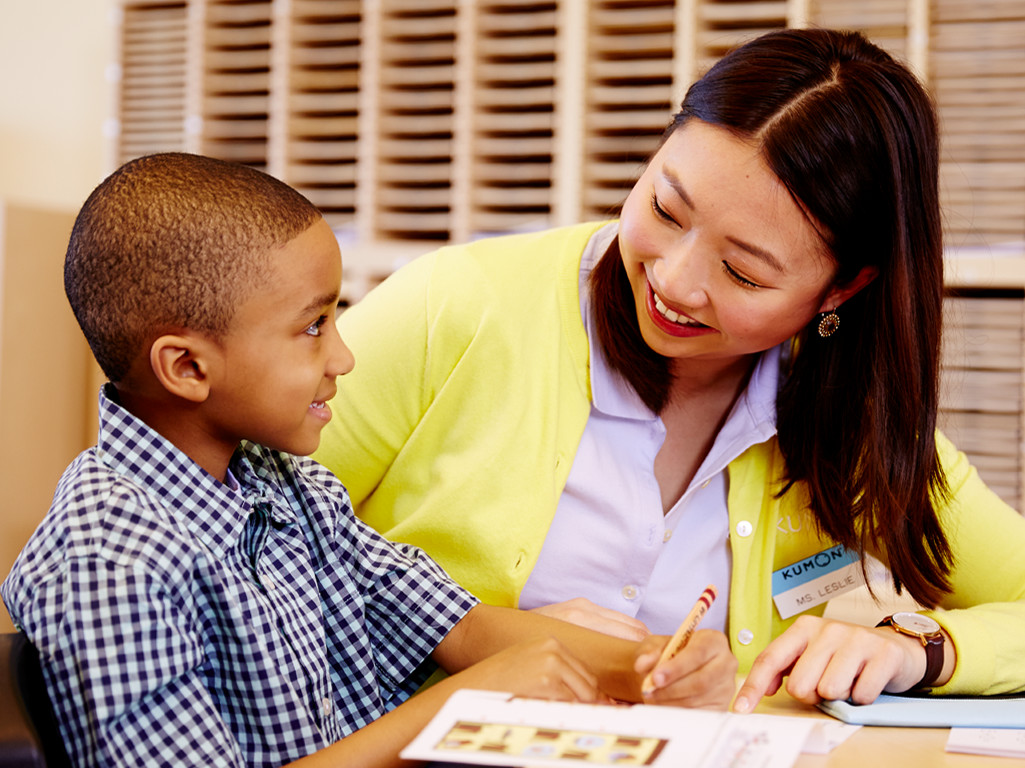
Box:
xmin=622 ymin=585 xmax=638 ymax=600
xmin=663 ymin=529 xmax=673 ymax=543
xmin=701 ymin=479 xmax=711 ymax=489
xmin=735 ymin=520 xmax=753 ymax=537
xmin=264 ymin=579 xmax=276 ymax=590
xmin=737 ymin=629 xmax=755 ymax=645
xmin=322 ymin=697 xmax=332 ymax=716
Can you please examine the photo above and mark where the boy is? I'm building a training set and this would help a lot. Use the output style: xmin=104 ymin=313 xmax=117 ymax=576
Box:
xmin=2 ymin=154 xmax=736 ymax=767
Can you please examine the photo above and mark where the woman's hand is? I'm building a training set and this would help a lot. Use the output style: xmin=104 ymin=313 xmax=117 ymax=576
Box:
xmin=633 ymin=629 xmax=738 ymax=710
xmin=530 ymin=598 xmax=650 ymax=641
xmin=449 ymin=636 xmax=611 ymax=703
xmin=733 ymin=615 xmax=940 ymax=713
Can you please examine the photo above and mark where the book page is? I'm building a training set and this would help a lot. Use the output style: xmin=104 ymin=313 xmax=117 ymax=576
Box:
xmin=402 ymin=690 xmax=816 ymax=768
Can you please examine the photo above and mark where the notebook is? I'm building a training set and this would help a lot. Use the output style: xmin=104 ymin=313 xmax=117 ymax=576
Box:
xmin=818 ymin=692 xmax=1025 ymax=728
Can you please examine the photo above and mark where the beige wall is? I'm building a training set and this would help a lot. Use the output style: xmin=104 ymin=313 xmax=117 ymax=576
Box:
xmin=0 ymin=0 xmax=113 ymax=629
xmin=0 ymin=0 xmax=113 ymax=209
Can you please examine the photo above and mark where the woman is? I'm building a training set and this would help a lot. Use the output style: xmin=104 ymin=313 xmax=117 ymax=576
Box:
xmin=314 ymin=28 xmax=1025 ymax=710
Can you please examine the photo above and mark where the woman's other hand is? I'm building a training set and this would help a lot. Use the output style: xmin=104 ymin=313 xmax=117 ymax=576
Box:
xmin=633 ymin=629 xmax=738 ymax=709
xmin=530 ymin=598 xmax=650 ymax=642
xmin=732 ymin=615 xmax=946 ymax=713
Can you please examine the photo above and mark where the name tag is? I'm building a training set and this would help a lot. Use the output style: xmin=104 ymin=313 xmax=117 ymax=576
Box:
xmin=772 ymin=545 xmax=866 ymax=620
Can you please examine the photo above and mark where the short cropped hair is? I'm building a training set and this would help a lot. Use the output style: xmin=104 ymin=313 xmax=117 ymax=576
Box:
xmin=65 ymin=153 xmax=321 ymax=382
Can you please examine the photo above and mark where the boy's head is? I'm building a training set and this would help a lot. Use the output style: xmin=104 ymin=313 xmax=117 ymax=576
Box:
xmin=65 ymin=152 xmax=321 ymax=383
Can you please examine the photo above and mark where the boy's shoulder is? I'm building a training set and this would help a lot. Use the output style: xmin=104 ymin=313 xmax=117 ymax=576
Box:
xmin=9 ymin=445 xmax=201 ymax=584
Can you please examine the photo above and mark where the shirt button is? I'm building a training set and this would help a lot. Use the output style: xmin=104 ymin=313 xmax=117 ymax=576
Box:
xmin=735 ymin=520 xmax=753 ymax=537
xmin=322 ymin=697 xmax=332 ymax=717
xmin=701 ymin=479 xmax=711 ymax=489
xmin=663 ymin=530 xmax=673 ymax=543
xmin=737 ymin=628 xmax=755 ymax=645
xmin=264 ymin=579 xmax=276 ymax=590
xmin=622 ymin=585 xmax=638 ymax=600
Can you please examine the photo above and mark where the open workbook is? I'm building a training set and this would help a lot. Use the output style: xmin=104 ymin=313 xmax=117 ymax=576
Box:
xmin=401 ymin=689 xmax=854 ymax=768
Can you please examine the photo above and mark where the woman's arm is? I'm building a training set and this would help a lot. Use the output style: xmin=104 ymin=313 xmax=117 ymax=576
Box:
xmin=732 ymin=616 xmax=955 ymax=712
xmin=735 ymin=431 xmax=1025 ymax=712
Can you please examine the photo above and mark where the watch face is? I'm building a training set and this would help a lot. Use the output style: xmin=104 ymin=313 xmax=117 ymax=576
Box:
xmin=892 ymin=611 xmax=941 ymax=635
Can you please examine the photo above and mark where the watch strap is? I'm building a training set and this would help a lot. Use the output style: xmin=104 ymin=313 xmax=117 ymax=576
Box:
xmin=876 ymin=614 xmax=945 ymax=690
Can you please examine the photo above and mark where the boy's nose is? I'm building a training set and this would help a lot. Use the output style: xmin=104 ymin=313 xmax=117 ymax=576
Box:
xmin=326 ymin=322 xmax=355 ymax=377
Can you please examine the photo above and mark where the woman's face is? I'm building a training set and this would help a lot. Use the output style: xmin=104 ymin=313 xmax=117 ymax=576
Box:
xmin=619 ymin=119 xmax=852 ymax=370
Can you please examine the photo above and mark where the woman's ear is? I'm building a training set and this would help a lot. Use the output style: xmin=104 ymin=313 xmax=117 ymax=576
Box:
xmin=149 ymin=333 xmax=216 ymax=403
xmin=818 ymin=265 xmax=879 ymax=314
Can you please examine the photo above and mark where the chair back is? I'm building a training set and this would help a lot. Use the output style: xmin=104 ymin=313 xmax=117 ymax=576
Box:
xmin=0 ymin=633 xmax=70 ymax=768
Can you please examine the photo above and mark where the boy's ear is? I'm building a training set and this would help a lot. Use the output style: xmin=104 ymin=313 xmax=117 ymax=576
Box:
xmin=818 ymin=265 xmax=879 ymax=314
xmin=149 ymin=333 xmax=217 ymax=403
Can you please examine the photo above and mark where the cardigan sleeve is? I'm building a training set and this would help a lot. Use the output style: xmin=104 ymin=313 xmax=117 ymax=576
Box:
xmin=922 ymin=430 xmax=1025 ymax=695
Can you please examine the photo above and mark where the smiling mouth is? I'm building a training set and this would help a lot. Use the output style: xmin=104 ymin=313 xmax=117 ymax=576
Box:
xmin=652 ymin=289 xmax=707 ymax=328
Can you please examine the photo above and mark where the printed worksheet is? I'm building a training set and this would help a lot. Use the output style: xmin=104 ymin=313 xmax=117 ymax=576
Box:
xmin=402 ymin=690 xmax=817 ymax=768
xmin=947 ymin=728 xmax=1025 ymax=759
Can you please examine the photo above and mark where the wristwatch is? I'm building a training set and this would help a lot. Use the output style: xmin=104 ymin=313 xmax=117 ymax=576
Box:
xmin=876 ymin=611 xmax=945 ymax=690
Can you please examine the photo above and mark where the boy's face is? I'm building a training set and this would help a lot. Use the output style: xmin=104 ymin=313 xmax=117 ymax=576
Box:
xmin=204 ymin=218 xmax=354 ymax=457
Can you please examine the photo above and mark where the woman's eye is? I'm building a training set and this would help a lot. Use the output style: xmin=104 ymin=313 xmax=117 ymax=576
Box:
xmin=722 ymin=261 xmax=762 ymax=289
xmin=650 ymin=192 xmax=676 ymax=223
xmin=305 ymin=316 xmax=328 ymax=336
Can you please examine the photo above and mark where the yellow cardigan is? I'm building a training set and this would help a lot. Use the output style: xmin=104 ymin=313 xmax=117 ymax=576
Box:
xmin=315 ymin=222 xmax=1025 ymax=694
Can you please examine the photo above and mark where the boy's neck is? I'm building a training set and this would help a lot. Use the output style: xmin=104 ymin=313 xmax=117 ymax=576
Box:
xmin=113 ymin=384 xmax=235 ymax=483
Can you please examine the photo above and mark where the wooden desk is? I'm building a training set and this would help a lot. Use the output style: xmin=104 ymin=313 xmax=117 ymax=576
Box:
xmin=755 ymin=689 xmax=1011 ymax=766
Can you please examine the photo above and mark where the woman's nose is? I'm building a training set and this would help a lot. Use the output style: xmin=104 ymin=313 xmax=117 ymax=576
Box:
xmin=652 ymin=236 xmax=711 ymax=308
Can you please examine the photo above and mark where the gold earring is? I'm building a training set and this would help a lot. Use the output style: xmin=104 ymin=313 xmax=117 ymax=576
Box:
xmin=818 ymin=310 xmax=840 ymax=338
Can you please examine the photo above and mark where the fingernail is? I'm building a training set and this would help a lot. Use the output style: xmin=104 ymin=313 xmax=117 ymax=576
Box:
xmin=733 ymin=697 xmax=750 ymax=714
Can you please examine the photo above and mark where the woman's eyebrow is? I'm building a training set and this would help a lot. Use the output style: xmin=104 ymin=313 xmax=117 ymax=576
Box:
xmin=662 ymin=170 xmax=695 ymax=210
xmin=662 ymin=170 xmax=786 ymax=274
xmin=727 ymin=236 xmax=786 ymax=273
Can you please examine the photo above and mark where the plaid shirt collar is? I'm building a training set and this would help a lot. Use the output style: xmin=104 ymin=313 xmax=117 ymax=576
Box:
xmin=94 ymin=384 xmax=297 ymax=560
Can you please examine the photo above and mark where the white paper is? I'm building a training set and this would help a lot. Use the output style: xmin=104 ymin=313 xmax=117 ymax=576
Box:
xmin=801 ymin=720 xmax=861 ymax=754
xmin=946 ymin=727 xmax=1025 ymax=759
xmin=402 ymin=689 xmax=817 ymax=768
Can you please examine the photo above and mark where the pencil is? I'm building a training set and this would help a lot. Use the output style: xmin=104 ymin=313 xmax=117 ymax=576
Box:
xmin=641 ymin=584 xmax=718 ymax=695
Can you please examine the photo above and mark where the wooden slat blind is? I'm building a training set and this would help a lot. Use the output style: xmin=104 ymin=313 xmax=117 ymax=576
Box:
xmin=464 ymin=2 xmax=558 ymax=239
xmin=199 ymin=0 xmax=272 ymax=169
xmin=373 ymin=1 xmax=457 ymax=241
xmin=114 ymin=2 xmax=189 ymax=165
xmin=940 ymin=291 xmax=1025 ymax=510
xmin=279 ymin=0 xmax=362 ymax=227
xmin=933 ymin=0 xmax=1025 ymax=249
xmin=580 ymin=1 xmax=676 ymax=221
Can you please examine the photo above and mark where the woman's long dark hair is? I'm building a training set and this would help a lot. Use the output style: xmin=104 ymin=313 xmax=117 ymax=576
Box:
xmin=591 ymin=28 xmax=952 ymax=606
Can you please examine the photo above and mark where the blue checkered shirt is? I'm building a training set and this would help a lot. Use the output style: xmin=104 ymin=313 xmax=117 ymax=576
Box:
xmin=2 ymin=387 xmax=478 ymax=767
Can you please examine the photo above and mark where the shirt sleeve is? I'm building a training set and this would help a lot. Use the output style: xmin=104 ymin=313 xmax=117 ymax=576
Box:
xmin=925 ymin=431 xmax=1025 ymax=695
xmin=30 ymin=554 xmax=246 ymax=768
